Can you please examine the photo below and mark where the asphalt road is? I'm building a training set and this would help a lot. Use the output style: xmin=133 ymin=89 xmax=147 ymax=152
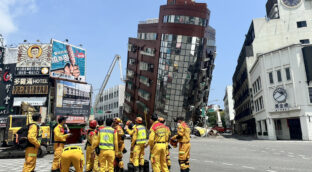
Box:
xmin=0 ymin=136 xmax=311 ymax=172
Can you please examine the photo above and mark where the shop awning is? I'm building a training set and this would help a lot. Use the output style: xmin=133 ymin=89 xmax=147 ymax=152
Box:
xmin=13 ymin=97 xmax=47 ymax=107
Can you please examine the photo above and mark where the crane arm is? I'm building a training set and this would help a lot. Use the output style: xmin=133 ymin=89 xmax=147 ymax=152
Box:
xmin=94 ymin=55 xmax=123 ymax=110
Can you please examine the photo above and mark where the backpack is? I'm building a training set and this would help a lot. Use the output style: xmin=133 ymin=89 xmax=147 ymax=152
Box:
xmin=15 ymin=124 xmax=39 ymax=149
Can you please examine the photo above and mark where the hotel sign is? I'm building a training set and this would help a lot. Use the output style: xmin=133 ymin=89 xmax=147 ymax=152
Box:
xmin=12 ymin=85 xmax=49 ymax=95
xmin=13 ymin=76 xmax=49 ymax=95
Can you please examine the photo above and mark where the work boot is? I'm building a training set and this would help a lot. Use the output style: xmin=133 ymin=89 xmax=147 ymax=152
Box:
xmin=139 ymin=165 xmax=144 ymax=172
xmin=134 ymin=166 xmax=140 ymax=172
xmin=185 ymin=168 xmax=190 ymax=172
xmin=119 ymin=168 xmax=124 ymax=172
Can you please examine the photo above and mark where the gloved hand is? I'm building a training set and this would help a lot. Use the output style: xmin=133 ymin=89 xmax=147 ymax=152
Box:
xmin=168 ymin=145 xmax=172 ymax=150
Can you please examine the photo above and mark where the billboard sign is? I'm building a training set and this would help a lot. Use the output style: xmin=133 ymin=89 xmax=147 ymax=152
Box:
xmin=17 ymin=44 xmax=52 ymax=68
xmin=16 ymin=67 xmax=49 ymax=76
xmin=55 ymin=80 xmax=91 ymax=116
xmin=12 ymin=76 xmax=49 ymax=95
xmin=51 ymin=40 xmax=86 ymax=82
xmin=57 ymin=115 xmax=86 ymax=124
xmin=0 ymin=64 xmax=15 ymax=117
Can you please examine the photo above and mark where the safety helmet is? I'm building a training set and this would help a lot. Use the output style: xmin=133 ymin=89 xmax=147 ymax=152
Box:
xmin=135 ymin=117 xmax=143 ymax=124
xmin=170 ymin=138 xmax=178 ymax=148
xmin=114 ymin=117 xmax=122 ymax=124
xmin=89 ymin=120 xmax=97 ymax=128
xmin=158 ymin=117 xmax=165 ymax=123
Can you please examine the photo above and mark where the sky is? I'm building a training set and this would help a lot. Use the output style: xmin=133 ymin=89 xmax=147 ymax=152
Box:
xmin=0 ymin=0 xmax=267 ymax=107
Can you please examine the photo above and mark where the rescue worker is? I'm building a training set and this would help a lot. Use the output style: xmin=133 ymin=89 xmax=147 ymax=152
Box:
xmin=113 ymin=117 xmax=126 ymax=172
xmin=23 ymin=113 xmax=42 ymax=172
xmin=158 ymin=117 xmax=171 ymax=170
xmin=60 ymin=146 xmax=85 ymax=172
xmin=125 ymin=120 xmax=136 ymax=164
xmin=170 ymin=117 xmax=191 ymax=172
xmin=146 ymin=115 xmax=170 ymax=172
xmin=86 ymin=120 xmax=99 ymax=172
xmin=96 ymin=118 xmax=119 ymax=172
xmin=52 ymin=116 xmax=71 ymax=172
xmin=131 ymin=117 xmax=147 ymax=172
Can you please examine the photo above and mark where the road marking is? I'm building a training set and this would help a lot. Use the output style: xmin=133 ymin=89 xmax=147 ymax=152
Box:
xmin=266 ymin=170 xmax=277 ymax=172
xmin=288 ymin=152 xmax=294 ymax=154
xmin=242 ymin=166 xmax=255 ymax=170
xmin=190 ymin=158 xmax=197 ymax=161
xmin=205 ymin=160 xmax=214 ymax=163
xmin=222 ymin=163 xmax=233 ymax=166
xmin=288 ymin=155 xmax=295 ymax=158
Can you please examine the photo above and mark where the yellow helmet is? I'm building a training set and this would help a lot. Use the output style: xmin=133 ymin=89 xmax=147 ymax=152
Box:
xmin=114 ymin=117 xmax=122 ymax=124
xmin=158 ymin=117 xmax=165 ymax=123
xmin=135 ymin=117 xmax=143 ymax=124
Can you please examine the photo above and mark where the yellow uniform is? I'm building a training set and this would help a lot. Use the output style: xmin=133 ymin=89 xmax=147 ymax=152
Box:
xmin=126 ymin=125 xmax=136 ymax=163
xmin=60 ymin=146 xmax=85 ymax=172
xmin=115 ymin=124 xmax=125 ymax=170
xmin=132 ymin=125 xmax=147 ymax=168
xmin=86 ymin=129 xmax=99 ymax=172
xmin=164 ymin=125 xmax=171 ymax=169
xmin=23 ymin=123 xmax=41 ymax=172
xmin=52 ymin=124 xmax=70 ymax=171
xmin=172 ymin=122 xmax=191 ymax=170
xmin=147 ymin=122 xmax=169 ymax=172
xmin=96 ymin=126 xmax=119 ymax=172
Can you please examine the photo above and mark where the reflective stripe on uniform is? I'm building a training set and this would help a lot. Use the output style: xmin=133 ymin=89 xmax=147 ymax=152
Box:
xmin=28 ymin=153 xmax=37 ymax=157
xmin=179 ymin=151 xmax=185 ymax=154
xmin=99 ymin=143 xmax=114 ymax=147
xmin=100 ymin=129 xmax=114 ymax=134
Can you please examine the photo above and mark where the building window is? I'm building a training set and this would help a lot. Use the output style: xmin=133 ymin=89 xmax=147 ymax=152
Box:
xmin=275 ymin=119 xmax=282 ymax=131
xmin=163 ymin=15 xmax=207 ymax=27
xmin=139 ymin=62 xmax=148 ymax=71
xmin=285 ymin=68 xmax=291 ymax=81
xmin=269 ymin=72 xmax=274 ymax=84
xmin=129 ymin=58 xmax=136 ymax=65
xmin=309 ymin=87 xmax=312 ymax=103
xmin=137 ymin=32 xmax=157 ymax=40
xmin=297 ymin=21 xmax=307 ymax=28
xmin=138 ymin=89 xmax=150 ymax=101
xmin=140 ymin=47 xmax=155 ymax=56
xmin=139 ymin=76 xmax=151 ymax=87
xmin=258 ymin=121 xmax=262 ymax=134
xmin=264 ymin=120 xmax=268 ymax=132
xmin=300 ymin=39 xmax=310 ymax=44
xmin=277 ymin=70 xmax=282 ymax=82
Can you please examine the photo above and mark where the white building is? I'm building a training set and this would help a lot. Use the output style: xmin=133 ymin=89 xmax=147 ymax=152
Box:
xmin=223 ymin=86 xmax=235 ymax=129
xmin=250 ymin=44 xmax=312 ymax=141
xmin=94 ymin=85 xmax=125 ymax=120
xmin=232 ymin=0 xmax=312 ymax=139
